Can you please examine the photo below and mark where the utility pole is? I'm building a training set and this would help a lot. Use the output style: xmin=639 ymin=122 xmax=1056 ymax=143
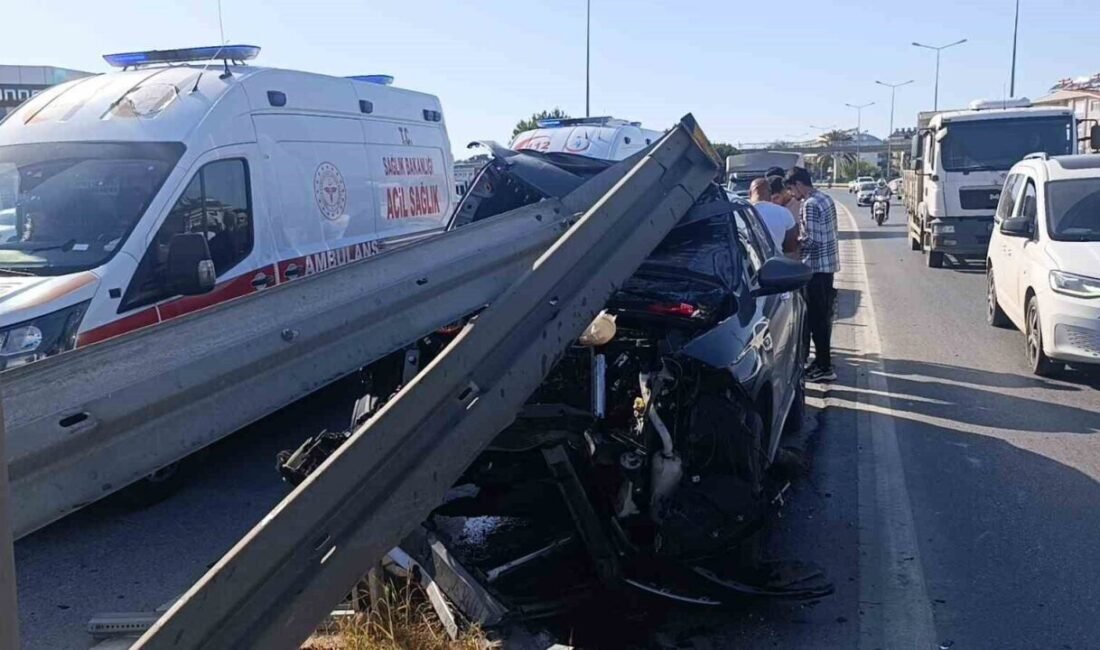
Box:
xmin=876 ymin=80 xmax=914 ymax=178
xmin=913 ymin=39 xmax=967 ymax=111
xmin=846 ymin=101 xmax=875 ymax=178
xmin=585 ymin=0 xmax=591 ymax=117
xmin=1010 ymin=0 xmax=1020 ymax=97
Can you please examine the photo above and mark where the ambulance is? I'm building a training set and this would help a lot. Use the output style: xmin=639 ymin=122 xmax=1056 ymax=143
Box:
xmin=510 ymin=116 xmax=663 ymax=161
xmin=0 ymin=45 xmax=454 ymax=369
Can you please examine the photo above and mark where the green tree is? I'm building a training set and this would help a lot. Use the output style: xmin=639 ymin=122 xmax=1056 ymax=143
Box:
xmin=712 ymin=142 xmax=739 ymax=160
xmin=813 ymin=129 xmax=856 ymax=181
xmin=513 ymin=108 xmax=571 ymax=138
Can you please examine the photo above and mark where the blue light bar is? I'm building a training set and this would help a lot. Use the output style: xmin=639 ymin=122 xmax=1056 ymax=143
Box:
xmin=535 ymin=116 xmax=615 ymax=128
xmin=346 ymin=75 xmax=394 ymax=86
xmin=103 ymin=45 xmax=261 ymax=68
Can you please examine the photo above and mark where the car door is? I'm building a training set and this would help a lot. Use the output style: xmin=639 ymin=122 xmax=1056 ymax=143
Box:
xmin=991 ymin=173 xmax=1025 ymax=322
xmin=733 ymin=206 xmax=795 ymax=452
xmin=1015 ymin=178 xmax=1045 ymax=313
xmin=1006 ymin=178 xmax=1040 ymax=322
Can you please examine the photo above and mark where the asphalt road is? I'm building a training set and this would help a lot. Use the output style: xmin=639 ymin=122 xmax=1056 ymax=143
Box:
xmin=828 ymin=189 xmax=1100 ymax=649
xmin=14 ymin=188 xmax=1100 ymax=649
xmin=655 ymin=189 xmax=1100 ymax=650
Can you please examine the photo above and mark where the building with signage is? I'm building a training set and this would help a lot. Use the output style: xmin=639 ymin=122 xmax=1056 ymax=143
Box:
xmin=0 ymin=65 xmax=94 ymax=120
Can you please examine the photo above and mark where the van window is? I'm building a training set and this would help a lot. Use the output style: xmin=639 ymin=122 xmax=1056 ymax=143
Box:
xmin=996 ymin=174 xmax=1023 ymax=221
xmin=121 ymin=159 xmax=253 ymax=311
xmin=1019 ymin=179 xmax=1038 ymax=224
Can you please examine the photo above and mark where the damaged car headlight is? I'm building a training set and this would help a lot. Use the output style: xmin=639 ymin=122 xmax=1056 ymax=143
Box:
xmin=0 ymin=301 xmax=89 ymax=370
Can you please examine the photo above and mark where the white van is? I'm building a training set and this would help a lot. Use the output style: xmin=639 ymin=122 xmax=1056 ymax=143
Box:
xmin=0 ymin=45 xmax=454 ymax=369
xmin=510 ymin=116 xmax=663 ymax=161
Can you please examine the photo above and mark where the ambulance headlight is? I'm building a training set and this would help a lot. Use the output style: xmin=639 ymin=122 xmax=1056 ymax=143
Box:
xmin=0 ymin=301 xmax=89 ymax=370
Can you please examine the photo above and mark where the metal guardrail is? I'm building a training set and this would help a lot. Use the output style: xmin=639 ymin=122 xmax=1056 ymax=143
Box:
xmin=134 ymin=115 xmax=719 ymax=649
xmin=2 ymin=199 xmax=580 ymax=540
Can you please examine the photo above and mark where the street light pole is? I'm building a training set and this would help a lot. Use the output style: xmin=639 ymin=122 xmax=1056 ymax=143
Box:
xmin=1010 ymin=0 xmax=1020 ymax=97
xmin=846 ymin=101 xmax=875 ymax=178
xmin=876 ymin=80 xmax=914 ymax=178
xmin=585 ymin=0 xmax=591 ymax=117
xmin=913 ymin=39 xmax=967 ymax=111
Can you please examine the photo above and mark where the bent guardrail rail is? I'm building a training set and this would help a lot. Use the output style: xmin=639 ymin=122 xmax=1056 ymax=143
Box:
xmin=134 ymin=115 xmax=719 ymax=649
xmin=2 ymin=198 xmax=583 ymax=540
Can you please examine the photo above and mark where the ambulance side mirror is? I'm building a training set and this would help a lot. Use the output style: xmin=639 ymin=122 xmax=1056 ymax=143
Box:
xmin=166 ymin=232 xmax=216 ymax=295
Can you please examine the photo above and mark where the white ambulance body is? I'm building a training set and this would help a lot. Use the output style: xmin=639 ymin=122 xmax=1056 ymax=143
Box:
xmin=0 ymin=45 xmax=454 ymax=368
xmin=510 ymin=116 xmax=663 ymax=161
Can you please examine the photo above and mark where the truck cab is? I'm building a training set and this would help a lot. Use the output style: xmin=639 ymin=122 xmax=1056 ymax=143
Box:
xmin=906 ymin=99 xmax=1076 ymax=267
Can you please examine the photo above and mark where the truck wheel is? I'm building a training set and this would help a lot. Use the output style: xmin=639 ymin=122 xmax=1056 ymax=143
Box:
xmin=1025 ymin=297 xmax=1060 ymax=377
xmin=910 ymin=234 xmax=921 ymax=251
xmin=926 ymin=251 xmax=944 ymax=268
xmin=987 ymin=268 xmax=1011 ymax=328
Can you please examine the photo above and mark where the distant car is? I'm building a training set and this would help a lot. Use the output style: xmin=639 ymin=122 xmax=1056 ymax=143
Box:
xmin=849 ymin=176 xmax=874 ymax=193
xmin=986 ymin=154 xmax=1100 ymax=375
xmin=856 ymin=182 xmax=878 ymax=206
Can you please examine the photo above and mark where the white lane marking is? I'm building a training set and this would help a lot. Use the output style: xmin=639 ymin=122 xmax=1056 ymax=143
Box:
xmin=832 ymin=200 xmax=938 ymax=650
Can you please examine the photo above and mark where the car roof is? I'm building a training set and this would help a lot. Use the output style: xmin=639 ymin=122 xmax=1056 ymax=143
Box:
xmin=1011 ymin=154 xmax=1100 ymax=183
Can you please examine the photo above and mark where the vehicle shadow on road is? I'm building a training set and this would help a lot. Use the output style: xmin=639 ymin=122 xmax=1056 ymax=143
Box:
xmin=805 ymin=367 xmax=1100 ymax=650
xmin=820 ymin=351 xmax=1099 ymax=435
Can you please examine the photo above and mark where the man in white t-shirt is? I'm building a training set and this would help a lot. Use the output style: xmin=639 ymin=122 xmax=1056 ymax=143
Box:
xmin=749 ymin=177 xmax=799 ymax=257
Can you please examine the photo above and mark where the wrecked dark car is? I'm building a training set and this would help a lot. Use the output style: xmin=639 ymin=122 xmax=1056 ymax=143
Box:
xmin=279 ymin=143 xmax=828 ymax=617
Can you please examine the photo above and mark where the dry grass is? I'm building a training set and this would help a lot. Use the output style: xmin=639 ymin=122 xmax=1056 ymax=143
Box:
xmin=302 ymin=576 xmax=495 ymax=650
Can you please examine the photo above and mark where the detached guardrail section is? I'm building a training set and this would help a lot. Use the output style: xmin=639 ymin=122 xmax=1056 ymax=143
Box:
xmin=1 ymin=196 xmax=581 ymax=541
xmin=134 ymin=115 xmax=719 ymax=649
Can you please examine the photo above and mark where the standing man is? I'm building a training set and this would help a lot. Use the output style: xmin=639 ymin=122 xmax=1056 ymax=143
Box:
xmin=785 ymin=166 xmax=839 ymax=382
xmin=766 ymin=165 xmax=802 ymax=222
xmin=748 ymin=177 xmax=799 ymax=257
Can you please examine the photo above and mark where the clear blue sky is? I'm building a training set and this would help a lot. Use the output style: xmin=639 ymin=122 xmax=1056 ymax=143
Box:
xmin=6 ymin=0 xmax=1100 ymax=157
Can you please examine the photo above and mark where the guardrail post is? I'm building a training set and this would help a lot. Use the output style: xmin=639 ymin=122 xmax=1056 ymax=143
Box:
xmin=0 ymin=399 xmax=21 ymax=649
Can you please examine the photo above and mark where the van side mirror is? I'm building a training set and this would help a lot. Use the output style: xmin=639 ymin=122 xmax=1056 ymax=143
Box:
xmin=166 ymin=232 xmax=216 ymax=295
xmin=1090 ymin=124 xmax=1100 ymax=152
xmin=753 ymin=257 xmax=812 ymax=297
xmin=999 ymin=215 xmax=1033 ymax=238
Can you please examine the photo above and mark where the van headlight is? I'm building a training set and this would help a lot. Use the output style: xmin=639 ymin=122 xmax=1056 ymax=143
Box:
xmin=1049 ymin=271 xmax=1100 ymax=299
xmin=0 ymin=301 xmax=89 ymax=370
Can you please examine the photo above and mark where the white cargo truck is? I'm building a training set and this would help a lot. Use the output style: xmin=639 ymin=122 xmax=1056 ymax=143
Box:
xmin=903 ymin=98 xmax=1087 ymax=268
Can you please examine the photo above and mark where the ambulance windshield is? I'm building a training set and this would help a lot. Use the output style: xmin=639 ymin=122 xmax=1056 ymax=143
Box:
xmin=0 ymin=141 xmax=184 ymax=276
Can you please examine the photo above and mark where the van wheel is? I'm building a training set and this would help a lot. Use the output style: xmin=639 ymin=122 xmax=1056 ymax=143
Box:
xmin=926 ymin=251 xmax=944 ymax=268
xmin=987 ymin=268 xmax=1010 ymax=328
xmin=1025 ymin=297 xmax=1060 ymax=377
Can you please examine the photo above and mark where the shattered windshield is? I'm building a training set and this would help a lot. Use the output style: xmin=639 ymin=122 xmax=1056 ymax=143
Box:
xmin=0 ymin=141 xmax=184 ymax=276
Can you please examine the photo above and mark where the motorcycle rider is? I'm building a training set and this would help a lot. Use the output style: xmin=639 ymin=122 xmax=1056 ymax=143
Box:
xmin=871 ymin=179 xmax=891 ymax=219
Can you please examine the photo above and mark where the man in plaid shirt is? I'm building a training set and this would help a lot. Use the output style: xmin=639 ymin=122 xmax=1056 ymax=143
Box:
xmin=785 ymin=167 xmax=839 ymax=382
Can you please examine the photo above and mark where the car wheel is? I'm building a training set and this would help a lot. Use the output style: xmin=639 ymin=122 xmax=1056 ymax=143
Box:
xmin=987 ymin=268 xmax=1011 ymax=328
xmin=1025 ymin=296 xmax=1059 ymax=376
xmin=927 ymin=251 xmax=944 ymax=268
